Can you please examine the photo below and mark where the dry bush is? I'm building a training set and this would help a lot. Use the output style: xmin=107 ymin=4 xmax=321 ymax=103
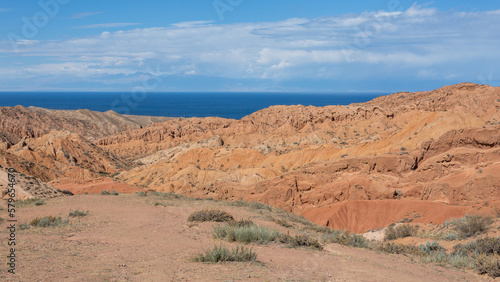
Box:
xmin=213 ymin=224 xmax=279 ymax=244
xmin=474 ymin=253 xmax=500 ymax=278
xmin=384 ymin=224 xmax=419 ymax=241
xmin=323 ymin=230 xmax=370 ymax=249
xmin=187 ymin=209 xmax=234 ymax=222
xmin=277 ymin=234 xmax=323 ymax=250
xmin=450 ymin=214 xmax=493 ymax=239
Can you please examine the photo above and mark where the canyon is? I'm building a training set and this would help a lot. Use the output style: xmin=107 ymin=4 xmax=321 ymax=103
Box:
xmin=1 ymin=82 xmax=499 ymax=233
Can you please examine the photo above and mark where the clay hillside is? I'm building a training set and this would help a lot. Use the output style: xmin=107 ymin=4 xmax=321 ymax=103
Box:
xmin=1 ymin=83 xmax=499 ymax=232
xmin=1 ymin=83 xmax=500 ymax=280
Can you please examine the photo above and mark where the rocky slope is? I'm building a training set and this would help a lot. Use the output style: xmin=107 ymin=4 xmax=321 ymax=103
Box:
xmin=0 ymin=105 xmax=171 ymax=143
xmin=1 ymin=83 xmax=499 ymax=232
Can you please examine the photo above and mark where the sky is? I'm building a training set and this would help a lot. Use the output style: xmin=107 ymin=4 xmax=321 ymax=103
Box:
xmin=0 ymin=0 xmax=499 ymax=93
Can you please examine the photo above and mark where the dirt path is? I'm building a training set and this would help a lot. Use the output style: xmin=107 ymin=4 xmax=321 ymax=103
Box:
xmin=0 ymin=195 xmax=485 ymax=281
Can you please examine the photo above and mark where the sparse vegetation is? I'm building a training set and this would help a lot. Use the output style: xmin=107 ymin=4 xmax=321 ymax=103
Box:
xmin=35 ymin=200 xmax=45 ymax=206
xmin=384 ymin=224 xmax=419 ymax=241
xmin=21 ymin=216 xmax=69 ymax=229
xmin=474 ymin=254 xmax=500 ymax=278
xmin=323 ymin=230 xmax=370 ymax=248
xmin=17 ymin=198 xmax=44 ymax=207
xmin=449 ymin=214 xmax=493 ymax=239
xmin=375 ymin=242 xmax=425 ymax=256
xmin=271 ymin=217 xmax=293 ymax=228
xmin=228 ymin=219 xmax=254 ymax=227
xmin=193 ymin=245 xmax=257 ymax=263
xmin=188 ymin=209 xmax=234 ymax=222
xmin=419 ymin=241 xmax=446 ymax=254
xmin=213 ymin=224 xmax=279 ymax=244
xmin=68 ymin=209 xmax=89 ymax=217
xmin=277 ymin=233 xmax=323 ymax=250
xmin=101 ymin=190 xmax=119 ymax=195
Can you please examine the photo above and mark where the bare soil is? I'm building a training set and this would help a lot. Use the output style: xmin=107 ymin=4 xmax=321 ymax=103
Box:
xmin=0 ymin=194 xmax=487 ymax=281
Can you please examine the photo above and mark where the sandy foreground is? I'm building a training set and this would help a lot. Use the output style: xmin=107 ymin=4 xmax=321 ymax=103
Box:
xmin=0 ymin=194 xmax=486 ymax=281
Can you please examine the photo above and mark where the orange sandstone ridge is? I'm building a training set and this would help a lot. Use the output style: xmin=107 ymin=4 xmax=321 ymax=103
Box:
xmin=1 ymin=83 xmax=499 ymax=232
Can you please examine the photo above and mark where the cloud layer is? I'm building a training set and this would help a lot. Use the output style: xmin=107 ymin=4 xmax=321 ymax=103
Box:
xmin=2 ymin=4 xmax=500 ymax=91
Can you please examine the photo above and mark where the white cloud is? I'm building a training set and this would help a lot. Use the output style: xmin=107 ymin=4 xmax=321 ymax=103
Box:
xmin=1 ymin=4 xmax=500 ymax=90
xmin=71 ymin=12 xmax=102 ymax=19
xmin=74 ymin=23 xmax=141 ymax=29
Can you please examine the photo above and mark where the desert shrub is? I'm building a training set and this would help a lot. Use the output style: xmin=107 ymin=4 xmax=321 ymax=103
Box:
xmin=35 ymin=200 xmax=45 ymax=206
xmin=447 ymin=254 xmax=475 ymax=269
xmin=375 ymin=242 xmax=425 ymax=256
xmin=419 ymin=241 xmax=446 ymax=254
xmin=277 ymin=234 xmax=323 ymax=250
xmin=193 ymin=245 xmax=257 ymax=263
xmin=228 ymin=219 xmax=254 ymax=227
xmin=420 ymin=250 xmax=449 ymax=266
xmin=270 ymin=217 xmax=292 ymax=228
xmin=17 ymin=198 xmax=43 ymax=207
xmin=136 ymin=191 xmax=147 ymax=197
xmin=440 ymin=232 xmax=460 ymax=241
xmin=68 ymin=209 xmax=89 ymax=217
xmin=25 ymin=216 xmax=69 ymax=228
xmin=227 ymin=200 xmax=273 ymax=211
xmin=474 ymin=253 xmax=500 ymax=278
xmin=0 ymin=217 xmax=4 ymax=224
xmin=249 ymin=201 xmax=272 ymax=211
xmin=101 ymin=190 xmax=119 ymax=195
xmin=323 ymin=230 xmax=370 ymax=249
xmin=450 ymin=214 xmax=493 ymax=239
xmin=384 ymin=224 xmax=419 ymax=241
xmin=453 ymin=237 xmax=500 ymax=256
xmin=213 ymin=224 xmax=279 ymax=244
xmin=188 ymin=209 xmax=234 ymax=222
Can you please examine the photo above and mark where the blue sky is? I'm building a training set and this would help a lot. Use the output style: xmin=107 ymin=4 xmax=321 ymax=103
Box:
xmin=0 ymin=0 xmax=499 ymax=92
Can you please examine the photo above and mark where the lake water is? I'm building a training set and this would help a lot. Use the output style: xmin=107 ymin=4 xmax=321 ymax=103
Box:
xmin=0 ymin=92 xmax=386 ymax=119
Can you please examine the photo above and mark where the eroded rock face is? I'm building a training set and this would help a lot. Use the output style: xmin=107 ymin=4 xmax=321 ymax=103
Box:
xmin=0 ymin=167 xmax=65 ymax=200
xmin=0 ymin=106 xmax=172 ymax=141
xmin=1 ymin=83 xmax=499 ymax=231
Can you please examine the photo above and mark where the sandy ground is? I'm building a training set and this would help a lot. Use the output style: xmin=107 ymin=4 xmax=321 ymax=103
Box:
xmin=0 ymin=194 xmax=488 ymax=281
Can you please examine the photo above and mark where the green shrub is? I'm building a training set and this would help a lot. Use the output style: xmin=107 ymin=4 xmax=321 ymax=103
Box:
xmin=453 ymin=237 xmax=500 ymax=256
xmin=450 ymin=214 xmax=493 ymax=239
xmin=419 ymin=241 xmax=446 ymax=254
xmin=384 ymin=224 xmax=419 ymax=241
xmin=213 ymin=224 xmax=279 ymax=244
xmin=188 ymin=209 xmax=234 ymax=222
xmin=193 ymin=245 xmax=257 ymax=263
xmin=323 ymin=230 xmax=370 ymax=248
xmin=68 ymin=209 xmax=89 ymax=217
